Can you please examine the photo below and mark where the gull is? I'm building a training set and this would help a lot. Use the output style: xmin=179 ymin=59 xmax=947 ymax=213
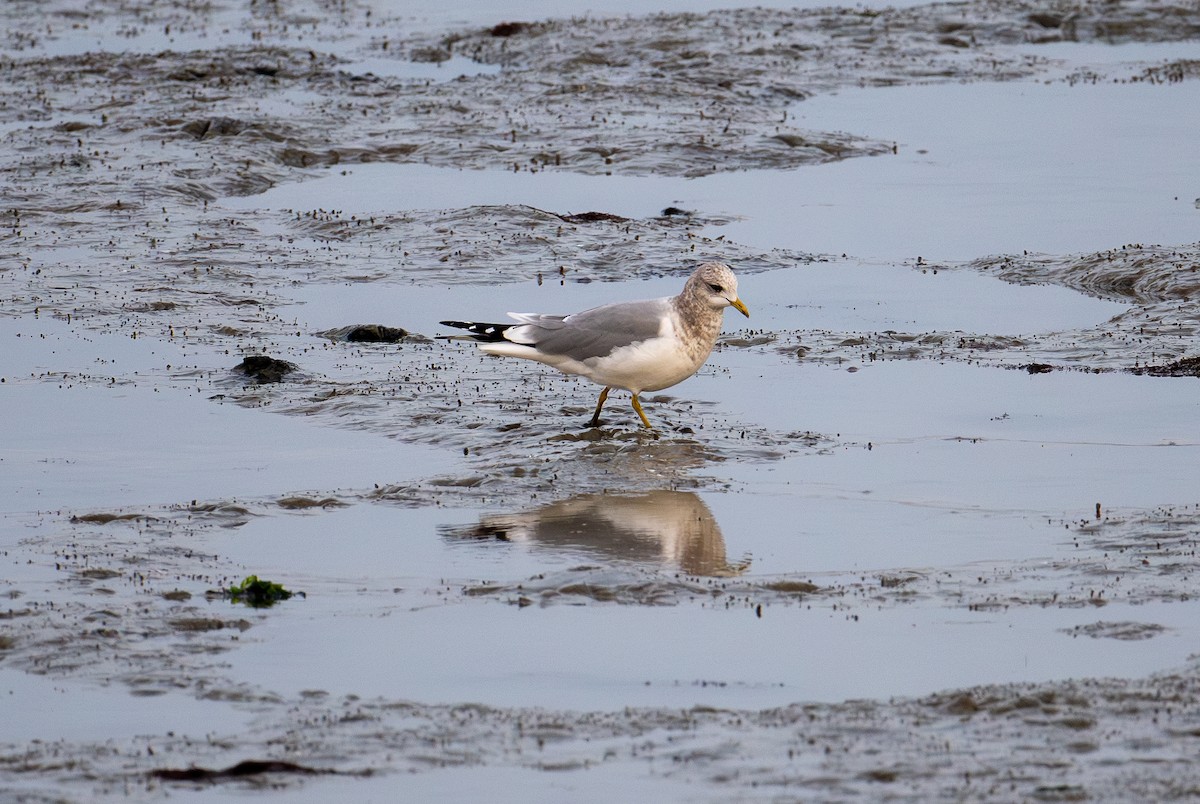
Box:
xmin=440 ymin=261 xmax=749 ymax=429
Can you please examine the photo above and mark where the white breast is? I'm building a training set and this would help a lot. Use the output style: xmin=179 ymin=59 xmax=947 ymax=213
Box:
xmin=582 ymin=313 xmax=709 ymax=393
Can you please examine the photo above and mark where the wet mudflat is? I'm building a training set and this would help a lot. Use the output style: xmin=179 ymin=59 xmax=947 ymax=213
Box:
xmin=2 ymin=0 xmax=1200 ymax=800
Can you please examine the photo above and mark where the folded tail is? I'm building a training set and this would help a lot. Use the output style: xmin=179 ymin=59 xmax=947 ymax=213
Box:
xmin=439 ymin=320 xmax=515 ymax=343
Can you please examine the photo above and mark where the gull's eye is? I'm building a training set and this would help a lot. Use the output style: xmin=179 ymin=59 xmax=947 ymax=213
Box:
xmin=707 ymin=282 xmax=724 ymax=294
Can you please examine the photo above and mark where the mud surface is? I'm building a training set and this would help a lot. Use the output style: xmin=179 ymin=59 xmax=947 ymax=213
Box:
xmin=2 ymin=0 xmax=1200 ymax=800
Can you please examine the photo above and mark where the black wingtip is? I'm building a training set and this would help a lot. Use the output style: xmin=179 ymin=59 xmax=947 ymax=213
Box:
xmin=439 ymin=320 xmax=513 ymax=342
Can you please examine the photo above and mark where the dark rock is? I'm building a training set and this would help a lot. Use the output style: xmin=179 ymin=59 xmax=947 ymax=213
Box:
xmin=316 ymin=324 xmax=411 ymax=343
xmin=490 ymin=21 xmax=528 ymax=37
xmin=559 ymin=211 xmax=628 ymax=224
xmin=1028 ymin=12 xmax=1064 ymax=28
xmin=233 ymin=355 xmax=297 ymax=383
xmin=150 ymin=760 xmax=331 ymax=781
xmin=345 ymin=324 xmax=409 ymax=342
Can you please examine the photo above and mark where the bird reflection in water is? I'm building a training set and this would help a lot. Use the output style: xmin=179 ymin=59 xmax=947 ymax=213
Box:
xmin=443 ymin=490 xmax=748 ymax=577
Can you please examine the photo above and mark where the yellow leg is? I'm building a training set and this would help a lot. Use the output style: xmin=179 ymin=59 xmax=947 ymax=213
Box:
xmin=588 ymin=386 xmax=611 ymax=427
xmin=630 ymin=393 xmax=653 ymax=429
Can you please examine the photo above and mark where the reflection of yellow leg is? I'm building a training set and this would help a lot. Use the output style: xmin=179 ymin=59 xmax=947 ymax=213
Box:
xmin=588 ymin=387 xmax=611 ymax=427
xmin=631 ymin=393 xmax=653 ymax=429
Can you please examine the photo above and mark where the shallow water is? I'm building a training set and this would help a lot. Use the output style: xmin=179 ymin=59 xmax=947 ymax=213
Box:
xmin=230 ymin=51 xmax=1200 ymax=260
xmin=0 ymin=315 xmax=454 ymax=513
xmin=281 ymin=261 xmax=1124 ymax=347
xmin=0 ymin=668 xmax=255 ymax=744
xmin=203 ymin=499 xmax=1199 ymax=709
xmin=3 ymin=0 xmax=1200 ymax=800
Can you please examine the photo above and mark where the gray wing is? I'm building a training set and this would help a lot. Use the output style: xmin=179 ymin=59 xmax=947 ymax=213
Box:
xmin=508 ymin=298 xmax=669 ymax=361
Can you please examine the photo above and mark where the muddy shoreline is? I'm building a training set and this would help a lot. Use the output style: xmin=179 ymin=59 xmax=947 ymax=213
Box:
xmin=3 ymin=0 xmax=1200 ymax=799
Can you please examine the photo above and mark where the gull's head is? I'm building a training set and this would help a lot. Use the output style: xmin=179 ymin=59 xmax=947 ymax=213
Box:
xmin=691 ymin=262 xmax=750 ymax=318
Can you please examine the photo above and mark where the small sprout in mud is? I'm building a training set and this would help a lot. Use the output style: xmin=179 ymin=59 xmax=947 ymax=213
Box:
xmin=223 ymin=575 xmax=304 ymax=608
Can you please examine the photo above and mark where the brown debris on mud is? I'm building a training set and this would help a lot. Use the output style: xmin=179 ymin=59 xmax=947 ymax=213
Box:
xmin=1131 ymin=355 xmax=1200 ymax=377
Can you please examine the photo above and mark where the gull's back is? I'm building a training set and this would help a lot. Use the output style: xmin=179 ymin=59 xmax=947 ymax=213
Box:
xmin=485 ymin=297 xmax=671 ymax=364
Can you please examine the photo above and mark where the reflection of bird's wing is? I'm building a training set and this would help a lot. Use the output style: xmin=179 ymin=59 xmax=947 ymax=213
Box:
xmin=457 ymin=492 xmax=744 ymax=577
xmin=472 ymin=497 xmax=667 ymax=565
xmin=467 ymin=496 xmax=599 ymax=546
xmin=502 ymin=299 xmax=671 ymax=362
xmin=593 ymin=491 xmax=717 ymax=569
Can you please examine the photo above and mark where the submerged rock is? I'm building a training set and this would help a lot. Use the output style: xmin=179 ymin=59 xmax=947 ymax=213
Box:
xmin=233 ymin=355 xmax=298 ymax=383
xmin=317 ymin=324 xmax=411 ymax=343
